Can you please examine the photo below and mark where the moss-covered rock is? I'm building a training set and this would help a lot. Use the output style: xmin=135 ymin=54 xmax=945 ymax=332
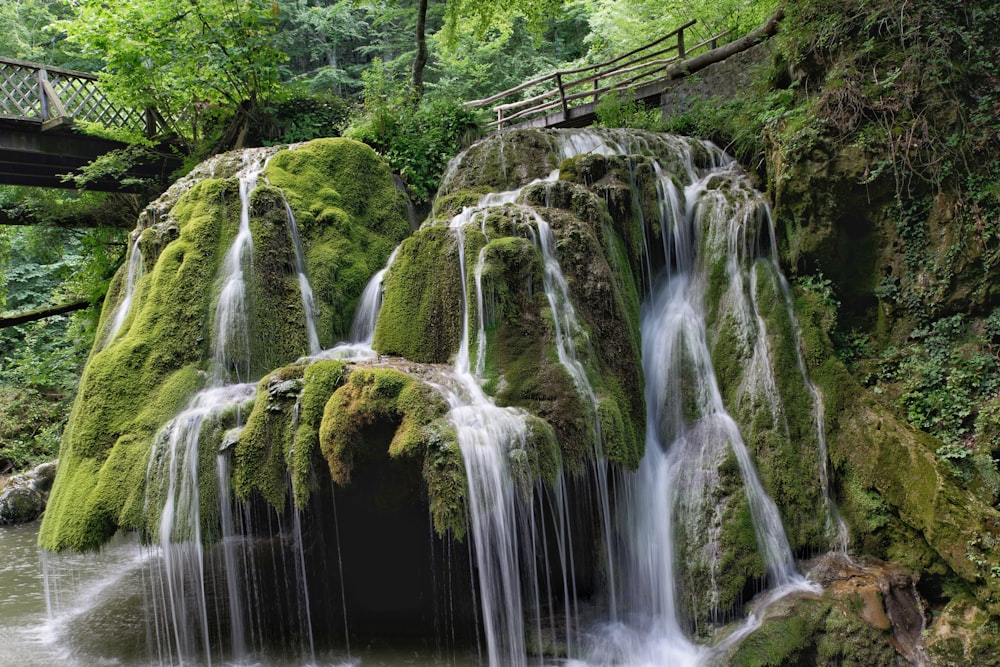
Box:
xmin=316 ymin=365 xmax=476 ymax=536
xmin=40 ymin=139 xmax=408 ymax=552
xmin=373 ymin=225 xmax=466 ymax=363
xmin=720 ymin=592 xmax=897 ymax=667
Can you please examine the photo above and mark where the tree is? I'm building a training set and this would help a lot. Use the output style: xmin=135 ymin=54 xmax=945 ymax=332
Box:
xmin=411 ymin=0 xmax=564 ymax=99
xmin=58 ymin=0 xmax=288 ymax=148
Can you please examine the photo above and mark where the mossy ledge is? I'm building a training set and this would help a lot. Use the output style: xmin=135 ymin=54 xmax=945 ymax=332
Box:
xmin=317 ymin=365 xmax=470 ymax=537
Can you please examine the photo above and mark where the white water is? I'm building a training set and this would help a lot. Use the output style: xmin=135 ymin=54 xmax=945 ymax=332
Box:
xmin=445 ymin=222 xmax=532 ymax=667
xmin=103 ymin=233 xmax=145 ymax=346
xmin=212 ymin=149 xmax=269 ymax=385
xmin=144 ymin=383 xmax=256 ymax=664
xmin=284 ymin=200 xmax=322 ymax=356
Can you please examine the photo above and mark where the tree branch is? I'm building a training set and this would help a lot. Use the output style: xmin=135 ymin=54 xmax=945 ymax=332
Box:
xmin=0 ymin=194 xmax=140 ymax=229
xmin=0 ymin=299 xmax=97 ymax=328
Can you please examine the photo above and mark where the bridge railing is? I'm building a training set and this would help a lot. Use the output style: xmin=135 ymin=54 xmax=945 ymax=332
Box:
xmin=0 ymin=56 xmax=158 ymax=135
xmin=463 ymin=20 xmax=729 ymax=130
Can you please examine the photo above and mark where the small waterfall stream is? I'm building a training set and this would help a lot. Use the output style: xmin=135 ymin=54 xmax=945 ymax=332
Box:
xmin=102 ymin=233 xmax=145 ymax=347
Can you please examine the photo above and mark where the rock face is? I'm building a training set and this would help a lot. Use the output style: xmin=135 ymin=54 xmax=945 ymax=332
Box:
xmin=35 ymin=126 xmax=1000 ymax=663
xmin=0 ymin=460 xmax=57 ymax=524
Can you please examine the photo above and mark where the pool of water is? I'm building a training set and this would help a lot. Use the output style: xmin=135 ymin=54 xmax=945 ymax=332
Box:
xmin=0 ymin=521 xmax=484 ymax=667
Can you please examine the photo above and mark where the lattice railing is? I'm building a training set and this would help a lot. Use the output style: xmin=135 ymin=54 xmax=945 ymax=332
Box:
xmin=0 ymin=57 xmax=149 ymax=134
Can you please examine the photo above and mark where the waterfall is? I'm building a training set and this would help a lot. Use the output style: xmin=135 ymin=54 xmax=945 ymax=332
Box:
xmin=284 ymin=199 xmax=321 ymax=356
xmin=35 ymin=130 xmax=849 ymax=666
xmin=102 ymin=232 xmax=145 ymax=346
xmin=139 ymin=146 xmax=331 ymax=665
xmin=445 ymin=223 xmax=531 ymax=667
xmin=144 ymin=383 xmax=256 ymax=663
xmin=212 ymin=149 xmax=268 ymax=385
xmin=530 ymin=214 xmax=618 ymax=620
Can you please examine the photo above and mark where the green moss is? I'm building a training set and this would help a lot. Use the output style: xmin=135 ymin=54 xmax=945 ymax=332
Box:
xmin=431 ymin=187 xmax=489 ymax=218
xmin=37 ymin=174 xmax=231 ymax=552
xmin=926 ymin=595 xmax=1000 ymax=666
xmin=421 ymin=419 xmax=467 ymax=538
xmin=233 ymin=370 xmax=303 ymax=510
xmin=436 ymin=129 xmax=559 ymax=197
xmin=374 ymin=226 xmax=465 ymax=363
xmin=725 ymin=593 xmax=897 ymax=667
xmin=746 ymin=261 xmax=828 ymax=552
xmin=290 ymin=360 xmax=346 ymax=507
xmin=265 ymin=138 xmax=410 ymax=344
xmin=509 ymin=415 xmax=560 ymax=499
xmin=717 ymin=493 xmax=767 ymax=616
xmin=246 ymin=185 xmax=311 ymax=373
xmin=726 ymin=599 xmax=827 ymax=667
xmin=316 ymin=366 xmax=476 ymax=537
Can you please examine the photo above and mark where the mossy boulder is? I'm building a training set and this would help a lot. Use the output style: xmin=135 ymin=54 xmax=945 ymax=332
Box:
xmin=40 ymin=139 xmax=408 ymax=552
xmin=373 ymin=225 xmax=466 ymax=363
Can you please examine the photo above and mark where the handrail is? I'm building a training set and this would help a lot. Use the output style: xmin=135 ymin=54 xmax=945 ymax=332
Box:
xmin=464 ymin=21 xmax=732 ymax=131
xmin=0 ymin=56 xmax=160 ymax=135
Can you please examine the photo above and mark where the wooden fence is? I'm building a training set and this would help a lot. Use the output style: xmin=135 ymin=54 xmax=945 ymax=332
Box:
xmin=0 ymin=56 xmax=159 ymax=134
xmin=463 ymin=20 xmax=729 ymax=130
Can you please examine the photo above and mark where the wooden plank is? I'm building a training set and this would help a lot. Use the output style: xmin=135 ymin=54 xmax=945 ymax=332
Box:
xmin=464 ymin=72 xmax=557 ymax=108
xmin=40 ymin=76 xmax=69 ymax=118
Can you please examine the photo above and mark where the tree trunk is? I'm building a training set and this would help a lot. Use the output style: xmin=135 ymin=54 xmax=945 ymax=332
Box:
xmin=0 ymin=299 xmax=95 ymax=328
xmin=667 ymin=6 xmax=785 ymax=79
xmin=411 ymin=0 xmax=429 ymax=99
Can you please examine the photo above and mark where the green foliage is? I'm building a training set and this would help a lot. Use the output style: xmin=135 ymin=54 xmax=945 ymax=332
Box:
xmin=0 ymin=223 xmax=125 ymax=473
xmin=261 ymin=91 xmax=349 ymax=144
xmin=0 ymin=0 xmax=87 ymax=66
xmin=874 ymin=314 xmax=1000 ymax=493
xmin=431 ymin=11 xmax=589 ymax=102
xmin=345 ymin=61 xmax=483 ymax=203
xmin=58 ymin=0 xmax=287 ymax=145
xmin=594 ymin=91 xmax=662 ymax=131
xmin=584 ymin=0 xmax=778 ymax=59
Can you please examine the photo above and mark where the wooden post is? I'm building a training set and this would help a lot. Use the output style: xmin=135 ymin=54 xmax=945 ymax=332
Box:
xmin=593 ymin=78 xmax=600 ymax=104
xmin=678 ymin=27 xmax=686 ymax=58
xmin=556 ymin=72 xmax=568 ymax=119
xmin=38 ymin=68 xmax=50 ymax=121
xmin=145 ymin=108 xmax=157 ymax=137
xmin=497 ymin=107 xmax=504 ymax=131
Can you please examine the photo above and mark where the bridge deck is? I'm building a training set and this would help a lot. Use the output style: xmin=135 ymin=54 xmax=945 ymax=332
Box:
xmin=0 ymin=57 xmax=170 ymax=190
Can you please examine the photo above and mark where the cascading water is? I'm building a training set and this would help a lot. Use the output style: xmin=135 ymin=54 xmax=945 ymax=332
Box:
xmin=284 ymin=200 xmax=321 ymax=356
xmin=134 ymin=148 xmax=331 ymax=665
xmin=212 ymin=150 xmax=268 ymax=385
xmin=28 ymin=129 xmax=855 ymax=667
xmin=436 ymin=129 xmax=827 ymax=666
xmin=445 ymin=221 xmax=532 ymax=667
xmin=102 ymin=232 xmax=145 ymax=347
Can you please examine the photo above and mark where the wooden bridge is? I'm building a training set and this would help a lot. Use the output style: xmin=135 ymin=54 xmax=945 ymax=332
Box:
xmin=0 ymin=57 xmax=173 ymax=190
xmin=464 ymin=13 xmax=782 ymax=131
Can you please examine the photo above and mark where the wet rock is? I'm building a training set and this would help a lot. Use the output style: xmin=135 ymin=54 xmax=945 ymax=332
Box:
xmin=808 ymin=553 xmax=932 ymax=665
xmin=0 ymin=460 xmax=58 ymax=524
